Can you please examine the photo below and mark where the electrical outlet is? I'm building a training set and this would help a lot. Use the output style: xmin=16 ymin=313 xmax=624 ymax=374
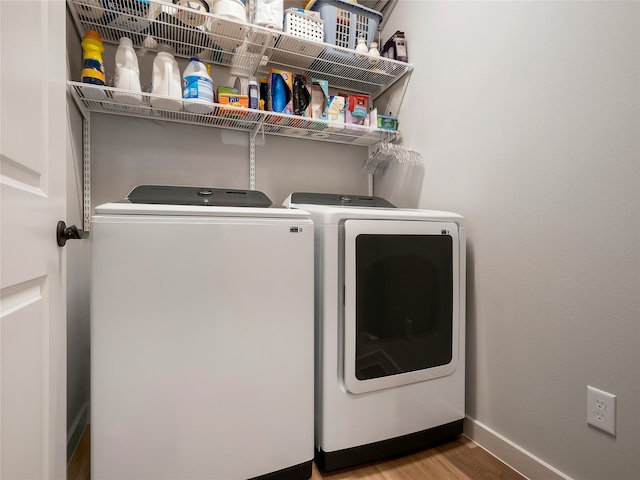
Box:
xmin=587 ymin=386 xmax=616 ymax=436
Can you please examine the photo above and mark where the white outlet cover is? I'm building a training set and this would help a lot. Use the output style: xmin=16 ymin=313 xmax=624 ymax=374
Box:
xmin=587 ymin=385 xmax=617 ymax=436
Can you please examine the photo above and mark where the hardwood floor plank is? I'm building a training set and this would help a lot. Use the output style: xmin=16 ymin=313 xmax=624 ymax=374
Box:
xmin=68 ymin=429 xmax=527 ymax=480
xmin=67 ymin=425 xmax=90 ymax=480
xmin=435 ymin=440 xmax=527 ymax=480
xmin=459 ymin=435 xmax=480 ymax=449
xmin=374 ymin=449 xmax=467 ymax=480
xmin=418 ymin=449 xmax=477 ymax=479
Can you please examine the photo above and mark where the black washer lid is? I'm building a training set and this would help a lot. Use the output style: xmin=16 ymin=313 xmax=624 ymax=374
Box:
xmin=126 ymin=185 xmax=273 ymax=207
xmin=290 ymin=192 xmax=395 ymax=208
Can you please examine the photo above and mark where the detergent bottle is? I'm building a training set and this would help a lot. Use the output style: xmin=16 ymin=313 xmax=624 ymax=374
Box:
xmin=81 ymin=29 xmax=106 ymax=100
xmin=182 ymin=57 xmax=214 ymax=114
xmin=113 ymin=37 xmax=143 ymax=105
xmin=248 ymin=78 xmax=259 ymax=109
xmin=150 ymin=45 xmax=183 ymax=111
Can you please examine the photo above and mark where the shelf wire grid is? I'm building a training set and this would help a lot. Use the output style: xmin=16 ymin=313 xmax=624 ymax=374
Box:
xmin=69 ymin=82 xmax=398 ymax=146
xmin=67 ymin=0 xmax=412 ymax=96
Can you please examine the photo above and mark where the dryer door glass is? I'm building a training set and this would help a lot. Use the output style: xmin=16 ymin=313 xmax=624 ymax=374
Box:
xmin=342 ymin=219 xmax=461 ymax=395
xmin=355 ymin=234 xmax=453 ymax=380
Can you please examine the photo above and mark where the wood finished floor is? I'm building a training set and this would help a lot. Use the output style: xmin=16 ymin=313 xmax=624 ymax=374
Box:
xmin=68 ymin=426 xmax=527 ymax=480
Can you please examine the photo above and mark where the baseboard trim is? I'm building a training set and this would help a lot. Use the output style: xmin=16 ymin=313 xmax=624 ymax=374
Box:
xmin=463 ymin=416 xmax=572 ymax=480
xmin=67 ymin=402 xmax=90 ymax=466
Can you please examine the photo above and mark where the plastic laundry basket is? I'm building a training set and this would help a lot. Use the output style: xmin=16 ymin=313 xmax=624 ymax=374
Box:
xmin=308 ymin=0 xmax=382 ymax=50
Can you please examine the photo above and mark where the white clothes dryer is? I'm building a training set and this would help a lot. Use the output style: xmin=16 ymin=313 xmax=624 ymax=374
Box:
xmin=91 ymin=185 xmax=314 ymax=480
xmin=284 ymin=192 xmax=466 ymax=472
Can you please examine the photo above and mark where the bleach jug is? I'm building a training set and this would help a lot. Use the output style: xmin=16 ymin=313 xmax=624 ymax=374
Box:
xmin=182 ymin=57 xmax=214 ymax=114
xmin=113 ymin=37 xmax=142 ymax=105
xmin=150 ymin=45 xmax=182 ymax=111
xmin=81 ymin=29 xmax=106 ymax=100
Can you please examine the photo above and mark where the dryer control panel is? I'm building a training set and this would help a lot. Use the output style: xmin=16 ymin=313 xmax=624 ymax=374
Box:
xmin=288 ymin=192 xmax=396 ymax=208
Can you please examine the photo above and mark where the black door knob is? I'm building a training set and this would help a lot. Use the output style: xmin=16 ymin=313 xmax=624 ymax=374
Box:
xmin=56 ymin=221 xmax=84 ymax=247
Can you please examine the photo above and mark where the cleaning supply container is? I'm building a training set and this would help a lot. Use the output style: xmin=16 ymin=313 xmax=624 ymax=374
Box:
xmin=113 ymin=37 xmax=143 ymax=105
xmin=248 ymin=79 xmax=259 ymax=109
xmin=211 ymin=0 xmax=247 ymax=22
xmin=81 ymin=29 xmax=106 ymax=100
xmin=150 ymin=45 xmax=183 ymax=111
xmin=182 ymin=57 xmax=214 ymax=114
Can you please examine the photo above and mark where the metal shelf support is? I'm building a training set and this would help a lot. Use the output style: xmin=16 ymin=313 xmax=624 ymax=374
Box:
xmin=249 ymin=117 xmax=265 ymax=190
xmin=83 ymin=116 xmax=91 ymax=233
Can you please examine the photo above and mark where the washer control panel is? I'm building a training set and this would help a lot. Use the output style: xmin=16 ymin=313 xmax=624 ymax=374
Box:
xmin=126 ymin=185 xmax=273 ymax=208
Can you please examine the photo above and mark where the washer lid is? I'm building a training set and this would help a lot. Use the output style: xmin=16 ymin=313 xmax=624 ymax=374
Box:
xmin=286 ymin=192 xmax=396 ymax=208
xmin=126 ymin=185 xmax=273 ymax=208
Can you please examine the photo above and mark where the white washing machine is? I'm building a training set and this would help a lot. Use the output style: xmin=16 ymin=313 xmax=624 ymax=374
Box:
xmin=91 ymin=185 xmax=314 ymax=480
xmin=284 ymin=192 xmax=466 ymax=471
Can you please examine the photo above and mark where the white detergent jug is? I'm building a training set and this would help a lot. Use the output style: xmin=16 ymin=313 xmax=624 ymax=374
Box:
xmin=113 ymin=37 xmax=142 ymax=105
xmin=182 ymin=57 xmax=214 ymax=114
xmin=150 ymin=45 xmax=183 ymax=111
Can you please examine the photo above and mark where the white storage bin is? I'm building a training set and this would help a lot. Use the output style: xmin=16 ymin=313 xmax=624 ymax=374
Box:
xmin=283 ymin=8 xmax=325 ymax=43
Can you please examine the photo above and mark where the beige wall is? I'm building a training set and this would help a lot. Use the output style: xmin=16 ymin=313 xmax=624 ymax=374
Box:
xmin=378 ymin=1 xmax=640 ymax=479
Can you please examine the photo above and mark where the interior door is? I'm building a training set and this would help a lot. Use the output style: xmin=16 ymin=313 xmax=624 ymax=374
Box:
xmin=343 ymin=219 xmax=460 ymax=395
xmin=0 ymin=1 xmax=67 ymax=478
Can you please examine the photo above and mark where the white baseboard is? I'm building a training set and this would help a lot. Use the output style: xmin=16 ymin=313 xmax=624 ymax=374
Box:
xmin=67 ymin=401 xmax=90 ymax=466
xmin=463 ymin=416 xmax=572 ymax=480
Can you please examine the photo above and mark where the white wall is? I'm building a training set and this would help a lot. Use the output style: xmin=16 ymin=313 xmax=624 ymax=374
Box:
xmin=379 ymin=1 xmax=640 ymax=479
xmin=88 ymin=114 xmax=370 ymax=208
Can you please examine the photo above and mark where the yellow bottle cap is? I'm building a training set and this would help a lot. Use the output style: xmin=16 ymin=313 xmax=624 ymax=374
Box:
xmin=83 ymin=29 xmax=103 ymax=43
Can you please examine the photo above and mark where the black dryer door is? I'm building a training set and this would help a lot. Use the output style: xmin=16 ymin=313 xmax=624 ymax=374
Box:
xmin=343 ymin=219 xmax=460 ymax=395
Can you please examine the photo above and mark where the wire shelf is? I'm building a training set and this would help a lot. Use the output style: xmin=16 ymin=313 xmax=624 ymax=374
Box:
xmin=68 ymin=82 xmax=399 ymax=146
xmin=67 ymin=0 xmax=412 ymax=97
